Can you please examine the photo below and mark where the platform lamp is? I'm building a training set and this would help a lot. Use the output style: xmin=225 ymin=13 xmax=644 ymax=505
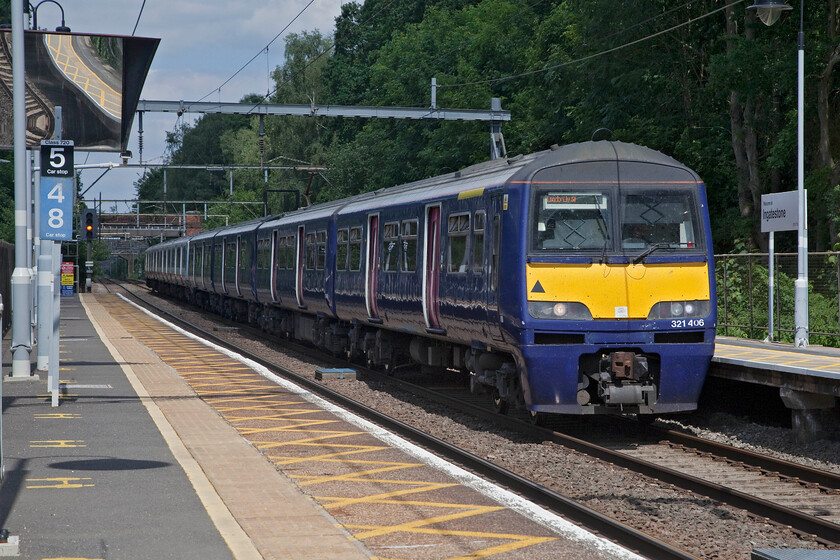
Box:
xmin=30 ymin=0 xmax=71 ymax=32
xmin=748 ymin=0 xmax=808 ymax=347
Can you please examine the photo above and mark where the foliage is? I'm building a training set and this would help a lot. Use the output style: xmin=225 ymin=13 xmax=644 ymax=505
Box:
xmin=717 ymin=253 xmax=840 ymax=347
xmin=16 ymin=1 xmax=840 ymax=262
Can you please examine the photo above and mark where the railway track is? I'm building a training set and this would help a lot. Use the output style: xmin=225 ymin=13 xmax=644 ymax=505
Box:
xmin=0 ymin=30 xmax=54 ymax=144
xmin=107 ymin=280 xmax=840 ymax=555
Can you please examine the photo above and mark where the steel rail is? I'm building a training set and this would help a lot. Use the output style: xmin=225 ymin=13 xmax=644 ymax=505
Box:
xmin=119 ymin=280 xmax=840 ymax=546
xmin=114 ymin=283 xmax=698 ymax=560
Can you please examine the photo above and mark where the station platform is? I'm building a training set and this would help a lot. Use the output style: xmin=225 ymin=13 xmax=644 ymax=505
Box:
xmin=711 ymin=337 xmax=840 ymax=441
xmin=0 ymin=292 xmax=638 ymax=560
xmin=0 ymin=294 xmax=372 ymax=560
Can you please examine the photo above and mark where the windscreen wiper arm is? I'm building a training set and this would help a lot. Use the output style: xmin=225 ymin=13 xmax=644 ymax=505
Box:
xmin=632 ymin=243 xmax=671 ymax=265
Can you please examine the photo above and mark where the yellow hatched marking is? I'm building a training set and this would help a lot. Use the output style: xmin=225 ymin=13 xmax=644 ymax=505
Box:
xmin=226 ymin=411 xmax=328 ymax=423
xmin=716 ymin=349 xmax=763 ymax=358
xmin=216 ymin=401 xmax=307 ymax=412
xmin=353 ymin=505 xmax=504 ymax=538
xmin=35 ymin=413 xmax=80 ymax=419
xmin=270 ymin=447 xmax=392 ymax=466
xmin=808 ymin=362 xmax=840 ymax=371
xmin=774 ymin=358 xmax=822 ymax=366
xmin=278 ymin=456 xmax=422 ymax=470
xmin=351 ymin=523 xmax=556 ymax=559
xmin=196 ymin=387 xmax=263 ymax=397
xmin=30 ymin=440 xmax=86 ymax=448
xmin=293 ymin=464 xmax=428 ymax=484
xmin=203 ymin=394 xmax=281 ymax=405
xmin=252 ymin=431 xmax=369 ymax=449
xmin=27 ymin=477 xmax=94 ymax=489
xmin=719 ymin=342 xmax=828 ymax=359
xmin=189 ymin=378 xmax=268 ymax=388
xmin=319 ymin=483 xmax=461 ymax=510
xmin=106 ymin=301 xmax=557 ymax=559
xmin=218 ymin=401 xmax=307 ymax=413
xmin=237 ymin=420 xmax=348 ymax=436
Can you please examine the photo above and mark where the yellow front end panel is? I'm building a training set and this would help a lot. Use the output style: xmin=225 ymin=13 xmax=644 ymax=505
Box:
xmin=526 ymin=262 xmax=710 ymax=319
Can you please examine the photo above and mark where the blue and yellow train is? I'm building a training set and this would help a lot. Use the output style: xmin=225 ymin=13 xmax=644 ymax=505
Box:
xmin=146 ymin=140 xmax=717 ymax=419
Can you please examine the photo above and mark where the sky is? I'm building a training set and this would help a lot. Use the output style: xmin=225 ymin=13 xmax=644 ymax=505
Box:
xmin=34 ymin=0 xmax=346 ymax=210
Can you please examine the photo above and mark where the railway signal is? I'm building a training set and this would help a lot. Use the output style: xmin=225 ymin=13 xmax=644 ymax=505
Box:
xmin=82 ymin=209 xmax=97 ymax=241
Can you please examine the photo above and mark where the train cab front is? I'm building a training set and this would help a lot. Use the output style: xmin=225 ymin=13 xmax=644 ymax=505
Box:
xmin=511 ymin=154 xmax=716 ymax=416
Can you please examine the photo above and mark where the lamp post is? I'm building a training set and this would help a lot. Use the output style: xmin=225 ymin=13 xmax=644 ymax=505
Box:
xmin=30 ymin=0 xmax=71 ymax=32
xmin=748 ymin=0 xmax=808 ymax=347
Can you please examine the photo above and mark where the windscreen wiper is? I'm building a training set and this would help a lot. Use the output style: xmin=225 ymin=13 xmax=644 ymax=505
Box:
xmin=632 ymin=243 xmax=672 ymax=265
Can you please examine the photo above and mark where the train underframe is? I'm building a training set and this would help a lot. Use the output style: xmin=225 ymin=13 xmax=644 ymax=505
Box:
xmin=151 ymin=283 xmax=701 ymax=419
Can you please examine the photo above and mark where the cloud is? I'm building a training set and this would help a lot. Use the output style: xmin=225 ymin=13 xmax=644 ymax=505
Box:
xmin=51 ymin=0 xmax=345 ymax=201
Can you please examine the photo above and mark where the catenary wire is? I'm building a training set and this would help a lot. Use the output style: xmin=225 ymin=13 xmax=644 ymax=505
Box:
xmin=131 ymin=0 xmax=146 ymax=36
xmin=195 ymin=0 xmax=316 ymax=105
xmin=438 ymin=0 xmax=745 ymax=90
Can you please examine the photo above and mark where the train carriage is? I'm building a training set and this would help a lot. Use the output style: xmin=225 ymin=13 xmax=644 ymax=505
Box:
xmin=147 ymin=140 xmax=716 ymax=418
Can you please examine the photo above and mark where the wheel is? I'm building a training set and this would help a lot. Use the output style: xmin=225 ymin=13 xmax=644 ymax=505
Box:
xmin=492 ymin=390 xmax=509 ymax=415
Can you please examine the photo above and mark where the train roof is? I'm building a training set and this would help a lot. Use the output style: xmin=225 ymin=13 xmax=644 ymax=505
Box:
xmin=149 ymin=141 xmax=699 ymax=250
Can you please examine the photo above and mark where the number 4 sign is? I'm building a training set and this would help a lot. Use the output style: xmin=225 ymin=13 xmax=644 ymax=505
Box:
xmin=40 ymin=140 xmax=74 ymax=241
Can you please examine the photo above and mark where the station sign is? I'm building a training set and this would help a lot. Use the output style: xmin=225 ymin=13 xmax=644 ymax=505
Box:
xmin=61 ymin=261 xmax=74 ymax=296
xmin=760 ymin=190 xmax=802 ymax=233
xmin=39 ymin=140 xmax=74 ymax=240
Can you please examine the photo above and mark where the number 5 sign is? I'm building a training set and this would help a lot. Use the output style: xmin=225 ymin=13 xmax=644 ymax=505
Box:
xmin=39 ymin=140 xmax=74 ymax=240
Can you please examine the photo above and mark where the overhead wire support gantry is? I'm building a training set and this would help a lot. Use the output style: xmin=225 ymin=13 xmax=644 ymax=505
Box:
xmin=136 ymin=93 xmax=511 ymax=160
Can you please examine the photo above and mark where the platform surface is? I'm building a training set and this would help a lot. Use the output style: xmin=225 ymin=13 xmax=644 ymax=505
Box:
xmin=0 ymin=293 xmax=370 ymax=560
xmin=715 ymin=336 xmax=840 ymax=380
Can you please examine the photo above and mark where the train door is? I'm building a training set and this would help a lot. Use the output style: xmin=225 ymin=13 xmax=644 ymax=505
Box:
xmin=296 ymin=226 xmax=305 ymax=308
xmin=234 ymin=236 xmax=243 ymax=297
xmin=220 ymin=240 xmax=227 ymax=294
xmin=423 ymin=204 xmax=442 ymax=332
xmin=487 ymin=195 xmax=504 ymax=341
xmin=365 ymin=214 xmax=380 ymax=320
xmin=271 ymin=230 xmax=279 ymax=303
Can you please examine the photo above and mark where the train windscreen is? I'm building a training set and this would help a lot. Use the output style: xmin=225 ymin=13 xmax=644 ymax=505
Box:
xmin=530 ymin=162 xmax=704 ymax=255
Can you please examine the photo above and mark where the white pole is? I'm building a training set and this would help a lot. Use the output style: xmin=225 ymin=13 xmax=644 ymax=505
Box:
xmin=11 ymin=0 xmax=33 ymax=377
xmin=767 ymin=232 xmax=774 ymax=342
xmin=794 ymin=1 xmax=808 ymax=347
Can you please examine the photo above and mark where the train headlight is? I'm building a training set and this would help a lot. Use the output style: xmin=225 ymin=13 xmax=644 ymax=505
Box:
xmin=648 ymin=300 xmax=710 ymax=319
xmin=528 ymin=301 xmax=592 ymax=320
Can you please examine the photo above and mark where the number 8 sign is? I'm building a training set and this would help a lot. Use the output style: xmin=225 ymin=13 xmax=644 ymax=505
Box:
xmin=39 ymin=140 xmax=74 ymax=241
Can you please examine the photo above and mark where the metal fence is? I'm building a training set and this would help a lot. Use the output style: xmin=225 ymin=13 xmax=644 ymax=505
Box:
xmin=715 ymin=252 xmax=840 ymax=347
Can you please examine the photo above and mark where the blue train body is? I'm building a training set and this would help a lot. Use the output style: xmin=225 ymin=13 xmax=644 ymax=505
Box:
xmin=146 ymin=141 xmax=717 ymax=417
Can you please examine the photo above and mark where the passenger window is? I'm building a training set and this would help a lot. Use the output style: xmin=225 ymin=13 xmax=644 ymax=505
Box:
xmin=401 ymin=219 xmax=418 ymax=272
xmin=285 ymin=235 xmax=295 ymax=269
xmin=336 ymin=228 xmax=349 ymax=271
xmin=383 ymin=222 xmax=399 ymax=272
xmin=349 ymin=227 xmax=362 ymax=271
xmin=447 ymin=213 xmax=470 ymax=274
xmin=473 ymin=211 xmax=485 ymax=272
xmin=316 ymin=230 xmax=327 ymax=270
xmin=305 ymin=233 xmax=316 ymax=270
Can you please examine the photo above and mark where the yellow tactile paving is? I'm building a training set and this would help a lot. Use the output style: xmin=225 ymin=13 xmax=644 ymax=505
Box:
xmin=97 ymin=294 xmax=563 ymax=560
xmin=45 ymin=34 xmax=121 ymax=119
xmin=715 ymin=339 xmax=840 ymax=377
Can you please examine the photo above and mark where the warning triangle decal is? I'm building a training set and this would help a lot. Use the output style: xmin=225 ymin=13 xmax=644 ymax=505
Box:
xmin=531 ymin=280 xmax=545 ymax=293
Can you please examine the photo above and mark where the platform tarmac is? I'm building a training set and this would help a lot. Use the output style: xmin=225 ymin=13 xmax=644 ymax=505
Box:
xmin=0 ymin=293 xmax=371 ymax=560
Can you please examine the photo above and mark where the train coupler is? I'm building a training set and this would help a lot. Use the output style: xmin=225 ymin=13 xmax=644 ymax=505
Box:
xmin=597 ymin=351 xmax=656 ymax=406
